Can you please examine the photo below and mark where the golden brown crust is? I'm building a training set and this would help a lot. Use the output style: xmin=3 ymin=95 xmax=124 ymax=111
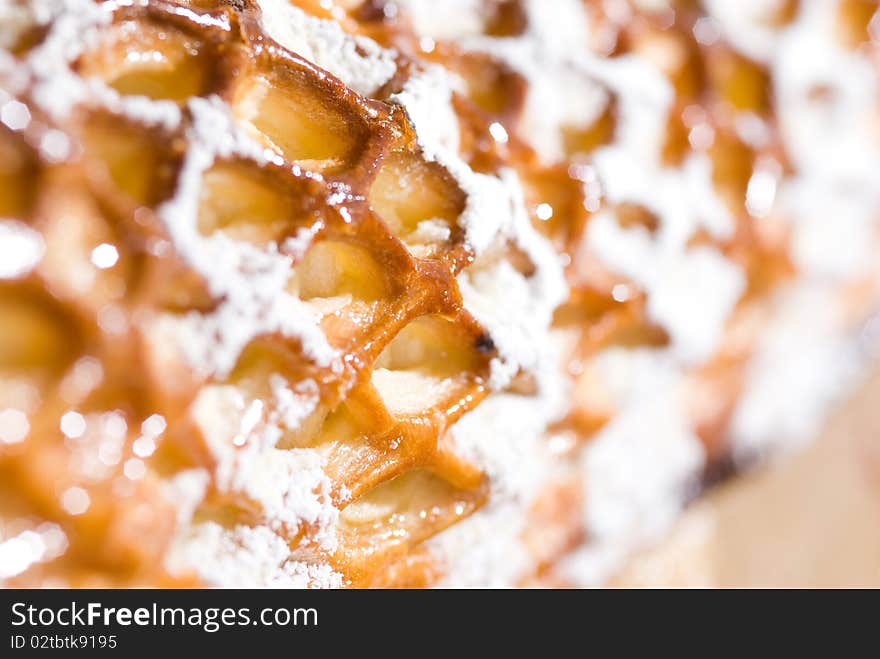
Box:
xmin=3 ymin=0 xmax=878 ymax=588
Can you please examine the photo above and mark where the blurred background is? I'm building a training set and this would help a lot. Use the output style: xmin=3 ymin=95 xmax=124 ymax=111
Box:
xmin=614 ymin=366 xmax=880 ymax=587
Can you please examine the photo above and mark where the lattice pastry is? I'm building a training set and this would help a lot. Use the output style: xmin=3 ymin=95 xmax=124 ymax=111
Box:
xmin=1 ymin=0 xmax=878 ymax=587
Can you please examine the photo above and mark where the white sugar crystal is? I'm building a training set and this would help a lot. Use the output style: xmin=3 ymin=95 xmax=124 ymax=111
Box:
xmin=257 ymin=0 xmax=396 ymax=96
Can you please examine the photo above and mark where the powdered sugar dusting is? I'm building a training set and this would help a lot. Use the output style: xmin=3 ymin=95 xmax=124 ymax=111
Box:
xmin=169 ymin=381 xmax=342 ymax=586
xmin=384 ymin=15 xmax=573 ymax=580
xmin=256 ymin=0 xmax=396 ymax=97
xmin=3 ymin=0 xmax=182 ymax=128
xmin=394 ymin=0 xmax=880 ymax=588
xmin=559 ymin=348 xmax=705 ymax=585
xmin=717 ymin=0 xmax=880 ymax=461
xmin=156 ymin=96 xmax=339 ymax=377
xmin=584 ymin=213 xmax=744 ymax=363
xmin=0 ymin=1 xmax=349 ymax=586
xmin=389 ymin=72 xmax=567 ymax=389
xmin=169 ymin=522 xmax=342 ymax=588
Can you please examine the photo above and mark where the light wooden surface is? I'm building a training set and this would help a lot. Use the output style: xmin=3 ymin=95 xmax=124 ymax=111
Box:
xmin=612 ymin=369 xmax=880 ymax=587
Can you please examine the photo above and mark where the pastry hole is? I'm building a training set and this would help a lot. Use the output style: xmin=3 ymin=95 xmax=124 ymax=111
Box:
xmin=484 ymin=0 xmax=527 ymax=37
xmin=372 ymin=315 xmax=486 ymax=417
xmin=456 ymin=53 xmax=526 ymax=117
xmin=374 ymin=316 xmax=480 ymax=376
xmin=225 ymin=340 xmax=390 ymax=455
xmin=0 ymin=128 xmax=37 ymax=219
xmin=36 ymin=184 xmax=133 ymax=311
xmin=197 ymin=160 xmax=322 ymax=244
xmin=369 ymin=151 xmax=464 ymax=254
xmin=229 ymin=341 xmax=302 ymax=403
xmin=522 ymin=167 xmax=590 ymax=246
xmin=370 ymin=369 xmax=467 ymax=417
xmin=233 ymin=68 xmax=368 ymax=172
xmin=553 ymin=286 xmax=624 ymax=326
xmin=147 ymin=255 xmax=216 ymax=312
xmin=288 ymin=393 xmax=379 ymax=450
xmin=193 ymin=339 xmax=328 ymax=452
xmin=81 ymin=116 xmax=177 ymax=206
xmin=707 ymin=49 xmax=770 ymax=113
xmin=0 ymin=286 xmax=80 ymax=383
xmin=293 ymin=240 xmax=388 ymax=302
xmin=277 ymin=386 xmax=397 ymax=509
xmin=614 ymin=202 xmax=660 ymax=234
xmin=340 ymin=470 xmax=479 ymax=530
xmin=561 ymin=99 xmax=616 ymax=156
xmin=77 ymin=20 xmax=213 ymax=102
xmin=289 ymin=240 xmax=393 ymax=348
xmin=335 ymin=469 xmax=484 ymax=583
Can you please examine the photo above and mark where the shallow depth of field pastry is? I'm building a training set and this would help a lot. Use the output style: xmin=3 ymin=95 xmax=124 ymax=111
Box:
xmin=0 ymin=0 xmax=878 ymax=587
